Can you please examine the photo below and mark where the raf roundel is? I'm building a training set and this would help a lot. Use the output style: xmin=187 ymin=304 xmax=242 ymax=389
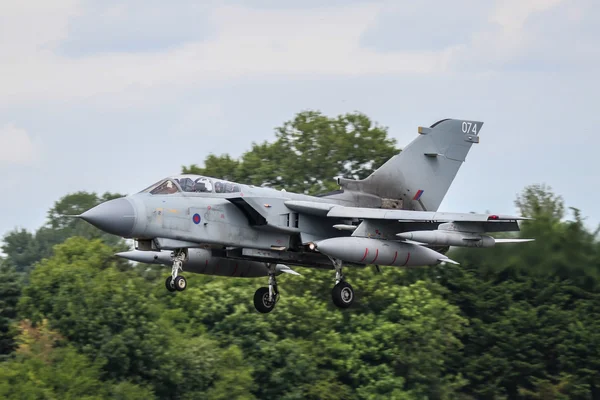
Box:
xmin=192 ymin=213 xmax=201 ymax=224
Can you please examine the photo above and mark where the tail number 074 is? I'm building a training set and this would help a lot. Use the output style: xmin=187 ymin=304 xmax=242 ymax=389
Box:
xmin=461 ymin=122 xmax=478 ymax=134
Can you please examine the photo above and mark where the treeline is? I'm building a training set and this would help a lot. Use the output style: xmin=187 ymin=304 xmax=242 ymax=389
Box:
xmin=1 ymin=112 xmax=598 ymax=399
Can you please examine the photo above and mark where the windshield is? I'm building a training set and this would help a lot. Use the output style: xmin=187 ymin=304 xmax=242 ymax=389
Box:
xmin=149 ymin=179 xmax=179 ymax=194
xmin=139 ymin=175 xmax=241 ymax=194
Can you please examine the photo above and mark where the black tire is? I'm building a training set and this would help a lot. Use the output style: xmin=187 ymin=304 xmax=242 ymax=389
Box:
xmin=174 ymin=276 xmax=187 ymax=292
xmin=254 ymin=287 xmax=276 ymax=313
xmin=332 ymin=281 xmax=354 ymax=308
xmin=165 ymin=276 xmax=176 ymax=292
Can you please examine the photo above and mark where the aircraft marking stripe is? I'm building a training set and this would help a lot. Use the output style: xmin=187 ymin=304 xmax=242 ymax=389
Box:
xmin=391 ymin=251 xmax=398 ymax=265
xmin=402 ymin=252 xmax=411 ymax=266
xmin=371 ymin=249 xmax=379 ymax=264
xmin=359 ymin=248 xmax=369 ymax=262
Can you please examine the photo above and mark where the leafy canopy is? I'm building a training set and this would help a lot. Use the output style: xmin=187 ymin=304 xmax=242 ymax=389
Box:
xmin=183 ymin=110 xmax=398 ymax=194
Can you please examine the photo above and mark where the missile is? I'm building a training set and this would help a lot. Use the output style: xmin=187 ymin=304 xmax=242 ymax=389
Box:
xmin=397 ymin=231 xmax=496 ymax=248
xmin=116 ymin=249 xmax=298 ymax=278
xmin=397 ymin=231 xmax=534 ymax=248
xmin=314 ymin=237 xmax=454 ymax=267
xmin=116 ymin=250 xmax=172 ymax=265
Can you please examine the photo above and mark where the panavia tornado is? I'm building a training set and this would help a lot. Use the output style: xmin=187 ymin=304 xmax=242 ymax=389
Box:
xmin=80 ymin=119 xmax=531 ymax=313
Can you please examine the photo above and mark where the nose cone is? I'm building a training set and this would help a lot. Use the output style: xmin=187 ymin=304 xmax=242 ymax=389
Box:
xmin=80 ymin=198 xmax=136 ymax=237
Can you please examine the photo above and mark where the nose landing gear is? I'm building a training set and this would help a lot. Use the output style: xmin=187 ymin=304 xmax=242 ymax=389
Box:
xmin=165 ymin=249 xmax=187 ymax=292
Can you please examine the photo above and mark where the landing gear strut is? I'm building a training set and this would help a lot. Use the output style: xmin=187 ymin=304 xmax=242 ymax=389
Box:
xmin=166 ymin=249 xmax=187 ymax=292
xmin=330 ymin=257 xmax=354 ymax=308
xmin=253 ymin=264 xmax=279 ymax=313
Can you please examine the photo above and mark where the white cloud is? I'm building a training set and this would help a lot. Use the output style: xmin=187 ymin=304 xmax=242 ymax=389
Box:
xmin=487 ymin=0 xmax=565 ymax=56
xmin=0 ymin=124 xmax=40 ymax=164
xmin=492 ymin=0 xmax=564 ymax=33
xmin=0 ymin=2 xmax=458 ymax=107
xmin=0 ymin=0 xmax=81 ymax=57
xmin=440 ymin=0 xmax=600 ymax=73
xmin=0 ymin=0 xmax=596 ymax=109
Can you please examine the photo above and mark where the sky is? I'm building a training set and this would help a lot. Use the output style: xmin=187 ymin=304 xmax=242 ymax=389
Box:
xmin=1 ymin=0 xmax=599 ymax=237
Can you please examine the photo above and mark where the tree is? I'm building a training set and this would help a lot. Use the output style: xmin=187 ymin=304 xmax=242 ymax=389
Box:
xmin=183 ymin=110 xmax=398 ymax=194
xmin=0 ymin=229 xmax=39 ymax=273
xmin=17 ymin=237 xmax=249 ymax=399
xmin=0 ymin=261 xmax=21 ymax=359
xmin=205 ymin=345 xmax=256 ymax=400
xmin=162 ymin=266 xmax=467 ymax=399
xmin=418 ymin=185 xmax=600 ymax=399
xmin=515 ymin=183 xmax=565 ymax=221
xmin=0 ymin=320 xmax=154 ymax=399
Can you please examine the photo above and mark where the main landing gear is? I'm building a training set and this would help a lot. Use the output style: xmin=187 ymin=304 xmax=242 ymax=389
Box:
xmin=253 ymin=264 xmax=279 ymax=313
xmin=330 ymin=257 xmax=354 ymax=309
xmin=251 ymin=259 xmax=355 ymax=313
xmin=165 ymin=249 xmax=187 ymax=293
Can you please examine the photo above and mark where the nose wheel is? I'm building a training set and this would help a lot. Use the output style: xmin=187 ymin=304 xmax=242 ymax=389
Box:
xmin=329 ymin=257 xmax=355 ymax=308
xmin=165 ymin=249 xmax=187 ymax=293
xmin=253 ymin=264 xmax=279 ymax=313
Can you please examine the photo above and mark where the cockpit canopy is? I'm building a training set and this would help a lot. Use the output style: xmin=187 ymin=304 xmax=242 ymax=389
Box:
xmin=140 ymin=175 xmax=242 ymax=195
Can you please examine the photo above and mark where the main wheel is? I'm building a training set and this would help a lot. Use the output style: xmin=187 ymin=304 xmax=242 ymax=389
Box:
xmin=332 ymin=281 xmax=354 ymax=308
xmin=254 ymin=287 xmax=277 ymax=313
xmin=165 ymin=276 xmax=176 ymax=292
xmin=174 ymin=276 xmax=187 ymax=292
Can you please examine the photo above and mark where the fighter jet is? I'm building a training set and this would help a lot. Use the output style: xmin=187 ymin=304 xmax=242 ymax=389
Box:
xmin=80 ymin=119 xmax=531 ymax=313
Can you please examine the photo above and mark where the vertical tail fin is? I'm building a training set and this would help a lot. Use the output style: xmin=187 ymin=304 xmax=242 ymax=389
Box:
xmin=339 ymin=119 xmax=482 ymax=211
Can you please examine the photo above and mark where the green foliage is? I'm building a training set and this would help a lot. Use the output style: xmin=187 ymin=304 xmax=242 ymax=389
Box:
xmin=417 ymin=184 xmax=600 ymax=399
xmin=1 ymin=229 xmax=39 ymax=273
xmin=19 ymin=238 xmax=169 ymax=381
xmin=183 ymin=110 xmax=398 ymax=194
xmin=0 ymin=261 xmax=21 ymax=358
xmin=205 ymin=345 xmax=256 ymax=400
xmin=17 ymin=237 xmax=256 ymax=399
xmin=0 ymin=320 xmax=153 ymax=399
xmin=515 ymin=183 xmax=565 ymax=221
xmin=431 ymin=261 xmax=600 ymax=399
xmin=162 ymin=267 xmax=466 ymax=399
